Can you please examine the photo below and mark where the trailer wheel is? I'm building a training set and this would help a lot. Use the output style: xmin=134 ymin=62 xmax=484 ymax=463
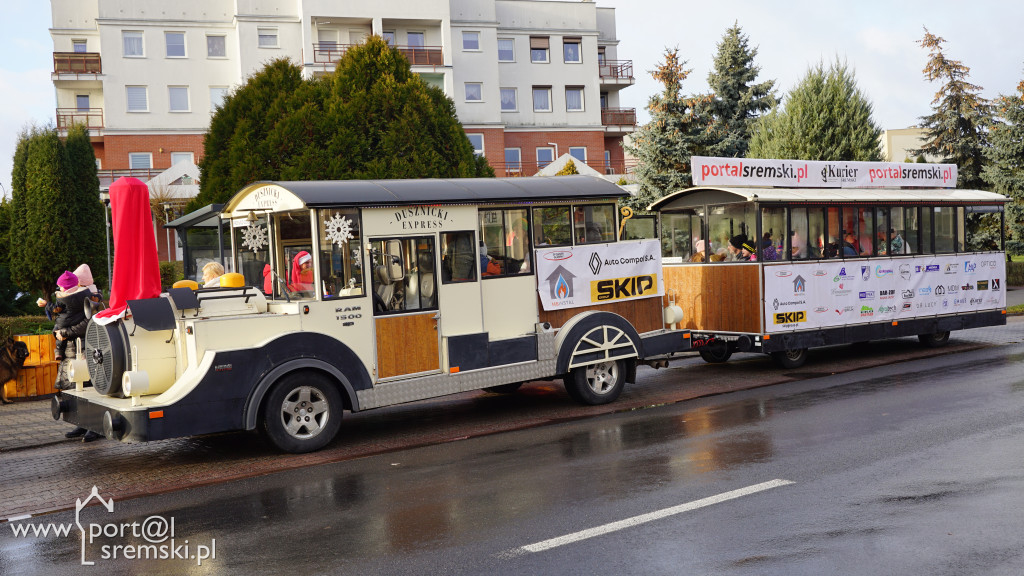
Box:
xmin=261 ymin=371 xmax=343 ymax=453
xmin=918 ymin=331 xmax=950 ymax=348
xmin=483 ymin=382 xmax=523 ymax=394
xmin=698 ymin=342 xmax=732 ymax=364
xmin=771 ymin=348 xmax=808 ymax=369
xmin=565 ymin=359 xmax=625 ymax=405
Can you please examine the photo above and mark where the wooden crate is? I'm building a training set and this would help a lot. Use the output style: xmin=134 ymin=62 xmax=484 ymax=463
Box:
xmin=5 ymin=334 xmax=61 ymax=399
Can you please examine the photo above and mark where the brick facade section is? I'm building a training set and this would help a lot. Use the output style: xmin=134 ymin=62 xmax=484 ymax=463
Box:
xmin=99 ymin=134 xmax=205 ymax=170
xmin=489 ymin=129 xmax=610 ymax=176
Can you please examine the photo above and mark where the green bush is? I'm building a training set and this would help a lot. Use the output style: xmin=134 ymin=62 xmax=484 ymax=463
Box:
xmin=1007 ymin=261 xmax=1024 ymax=285
xmin=0 ymin=315 xmax=54 ymax=341
xmin=159 ymin=261 xmax=184 ymax=289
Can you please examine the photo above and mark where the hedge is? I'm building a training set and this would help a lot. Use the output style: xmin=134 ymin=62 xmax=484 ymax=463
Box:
xmin=0 ymin=316 xmax=54 ymax=341
xmin=1008 ymin=261 xmax=1024 ymax=286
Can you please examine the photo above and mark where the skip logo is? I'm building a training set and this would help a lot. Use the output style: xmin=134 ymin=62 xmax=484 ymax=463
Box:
xmin=592 ymin=274 xmax=657 ymax=302
xmin=773 ymin=311 xmax=806 ymax=324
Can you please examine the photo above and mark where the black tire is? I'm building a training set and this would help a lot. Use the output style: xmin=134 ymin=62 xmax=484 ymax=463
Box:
xmin=771 ymin=348 xmax=808 ymax=369
xmin=261 ymin=371 xmax=343 ymax=453
xmin=698 ymin=342 xmax=732 ymax=364
xmin=918 ymin=331 xmax=950 ymax=348
xmin=483 ymin=382 xmax=523 ymax=394
xmin=565 ymin=359 xmax=625 ymax=405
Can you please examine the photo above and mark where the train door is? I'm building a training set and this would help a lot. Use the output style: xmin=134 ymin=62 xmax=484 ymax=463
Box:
xmin=370 ymin=235 xmax=442 ymax=379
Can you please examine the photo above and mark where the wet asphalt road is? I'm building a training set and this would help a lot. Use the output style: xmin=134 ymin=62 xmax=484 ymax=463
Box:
xmin=5 ymin=341 xmax=1024 ymax=575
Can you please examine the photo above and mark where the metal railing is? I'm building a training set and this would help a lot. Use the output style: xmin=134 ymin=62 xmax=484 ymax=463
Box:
xmin=600 ymin=107 xmax=637 ymax=126
xmin=313 ymin=43 xmax=443 ymax=66
xmin=56 ymin=108 xmax=104 ymax=130
xmin=53 ymin=52 xmax=102 ymax=75
xmin=486 ymin=158 xmax=637 ymax=178
xmin=97 ymin=169 xmax=162 ymax=189
xmin=598 ymin=60 xmax=633 ymax=81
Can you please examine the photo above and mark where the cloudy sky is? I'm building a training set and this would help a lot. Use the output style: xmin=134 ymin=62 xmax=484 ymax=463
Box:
xmin=2 ymin=0 xmax=1022 ymax=197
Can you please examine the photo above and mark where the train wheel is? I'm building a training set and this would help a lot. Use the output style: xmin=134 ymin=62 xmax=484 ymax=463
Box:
xmin=771 ymin=348 xmax=808 ymax=369
xmin=698 ymin=342 xmax=732 ymax=364
xmin=262 ymin=371 xmax=342 ymax=453
xmin=483 ymin=382 xmax=523 ymax=394
xmin=565 ymin=359 xmax=625 ymax=405
xmin=918 ymin=331 xmax=950 ymax=348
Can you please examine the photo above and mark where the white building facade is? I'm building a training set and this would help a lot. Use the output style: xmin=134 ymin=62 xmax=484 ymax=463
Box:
xmin=50 ymin=0 xmax=635 ymax=180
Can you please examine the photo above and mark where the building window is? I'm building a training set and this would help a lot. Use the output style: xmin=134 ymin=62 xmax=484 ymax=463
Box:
xmin=532 ymin=87 xmax=551 ymax=112
xmin=207 ymin=35 xmax=226 ymax=58
xmin=497 ymin=38 xmax=515 ymax=62
xmin=530 ymin=36 xmax=549 ymax=63
xmin=257 ymin=27 xmax=278 ymax=48
xmin=408 ymin=32 xmax=425 ymax=47
xmin=467 ymin=134 xmax=484 ymax=157
xmin=123 ymin=31 xmax=144 ymax=57
xmin=165 ymin=32 xmax=186 ymax=58
xmin=566 ymin=87 xmax=584 ymax=111
xmin=126 ymin=86 xmax=148 ymax=112
xmin=170 ymin=152 xmax=194 ymax=165
xmin=382 ymin=31 xmax=396 ymax=46
xmin=210 ymin=86 xmax=228 ymax=111
xmin=464 ymin=83 xmax=483 ymax=102
xmin=168 ymin=86 xmax=190 ymax=112
xmin=537 ymin=147 xmax=555 ymax=169
xmin=504 ymin=148 xmax=521 ymax=174
xmin=128 ymin=153 xmax=152 ymax=170
xmin=500 ymin=88 xmax=517 ymax=112
xmin=570 ymin=147 xmax=587 ymax=163
xmin=563 ymin=37 xmax=581 ymax=63
xmin=462 ymin=31 xmax=480 ymax=51
xmin=72 ymin=40 xmax=87 ymax=53
xmin=76 ymin=94 xmax=90 ymax=112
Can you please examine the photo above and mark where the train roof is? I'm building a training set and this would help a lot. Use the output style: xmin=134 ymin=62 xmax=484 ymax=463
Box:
xmin=224 ymin=175 xmax=627 ymax=217
xmin=650 ymin=186 xmax=1008 ymax=211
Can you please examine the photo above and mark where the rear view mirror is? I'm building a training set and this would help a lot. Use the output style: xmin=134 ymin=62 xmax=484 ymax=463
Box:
xmin=385 ymin=239 xmax=405 ymax=282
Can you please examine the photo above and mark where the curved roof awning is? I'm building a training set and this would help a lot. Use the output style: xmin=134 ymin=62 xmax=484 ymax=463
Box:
xmin=650 ymin=186 xmax=1008 ymax=211
xmin=224 ymin=176 xmax=627 ymax=218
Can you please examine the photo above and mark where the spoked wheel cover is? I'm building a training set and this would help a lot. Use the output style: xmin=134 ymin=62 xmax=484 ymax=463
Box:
xmin=279 ymin=385 xmax=331 ymax=439
xmin=584 ymin=361 xmax=620 ymax=396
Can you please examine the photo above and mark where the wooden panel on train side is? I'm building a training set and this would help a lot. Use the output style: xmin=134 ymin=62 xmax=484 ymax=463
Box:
xmin=662 ymin=264 xmax=761 ymax=333
xmin=375 ymin=313 xmax=440 ymax=379
xmin=538 ymin=296 xmax=663 ymax=333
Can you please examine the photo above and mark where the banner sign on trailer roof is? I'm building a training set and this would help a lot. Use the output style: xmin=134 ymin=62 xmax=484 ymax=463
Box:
xmin=691 ymin=156 xmax=958 ymax=189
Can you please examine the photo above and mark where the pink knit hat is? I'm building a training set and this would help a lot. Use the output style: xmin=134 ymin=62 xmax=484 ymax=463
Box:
xmin=57 ymin=271 xmax=78 ymax=290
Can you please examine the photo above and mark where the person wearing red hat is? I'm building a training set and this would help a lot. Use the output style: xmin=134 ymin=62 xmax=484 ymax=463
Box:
xmin=289 ymin=251 xmax=314 ymax=294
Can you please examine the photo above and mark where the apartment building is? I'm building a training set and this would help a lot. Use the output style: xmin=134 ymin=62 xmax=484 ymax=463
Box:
xmin=49 ymin=0 xmax=635 ymax=184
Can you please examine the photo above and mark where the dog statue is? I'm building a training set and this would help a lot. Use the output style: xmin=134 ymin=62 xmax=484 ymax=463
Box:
xmin=1 ymin=338 xmax=31 ymax=404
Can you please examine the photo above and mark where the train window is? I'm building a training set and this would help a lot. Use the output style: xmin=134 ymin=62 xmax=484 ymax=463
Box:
xmin=661 ymin=210 xmax=703 ymax=262
xmin=824 ymin=207 xmax=841 ymax=258
xmin=621 ymin=215 xmax=657 ymax=240
xmin=440 ymin=231 xmax=478 ymax=283
xmin=789 ymin=207 xmax=810 ymax=260
xmin=760 ymin=206 xmax=785 ymax=261
xmin=900 ymin=207 xmax=920 ymax=254
xmin=873 ymin=207 xmax=890 ymax=256
xmin=708 ymin=203 xmax=755 ymax=262
xmin=956 ymin=207 xmax=966 ymax=252
xmin=965 ymin=206 xmax=1003 ymax=251
xmin=234 ymin=214 xmax=271 ymax=293
xmin=573 ymin=204 xmax=616 ymax=244
xmin=921 ymin=207 xmax=934 ymax=253
xmin=479 ymin=208 xmax=532 ymax=277
xmin=317 ymin=208 xmax=363 ymax=299
xmin=370 ymin=236 xmax=437 ymax=313
xmin=532 ymin=206 xmax=572 ymax=247
xmin=934 ymin=206 xmax=956 ymax=253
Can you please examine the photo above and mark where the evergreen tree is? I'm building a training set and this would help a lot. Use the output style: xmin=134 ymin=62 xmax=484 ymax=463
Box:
xmin=64 ymin=124 xmax=107 ymax=288
xmin=748 ymin=60 xmax=882 ymax=161
xmin=912 ymin=28 xmax=992 ymax=190
xmin=705 ymin=23 xmax=776 ymax=158
xmin=555 ymin=159 xmax=579 ymax=175
xmin=623 ymin=48 xmax=710 ymax=212
xmin=193 ymin=38 xmax=492 ymax=210
xmin=983 ymin=79 xmax=1024 ymax=255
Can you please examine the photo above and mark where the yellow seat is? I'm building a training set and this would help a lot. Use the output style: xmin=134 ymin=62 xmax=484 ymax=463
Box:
xmin=172 ymin=279 xmax=199 ymax=290
xmin=219 ymin=272 xmax=245 ymax=288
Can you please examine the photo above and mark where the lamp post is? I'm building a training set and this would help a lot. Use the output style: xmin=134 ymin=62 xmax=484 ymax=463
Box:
xmin=100 ymin=192 xmax=112 ymax=286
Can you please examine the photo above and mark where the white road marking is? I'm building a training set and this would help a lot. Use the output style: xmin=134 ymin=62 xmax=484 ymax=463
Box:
xmin=513 ymin=479 xmax=795 ymax=555
xmin=6 ymin=514 xmax=32 ymax=522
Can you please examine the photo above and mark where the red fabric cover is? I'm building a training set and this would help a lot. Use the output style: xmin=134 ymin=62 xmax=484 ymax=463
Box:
xmin=94 ymin=177 xmax=162 ymax=322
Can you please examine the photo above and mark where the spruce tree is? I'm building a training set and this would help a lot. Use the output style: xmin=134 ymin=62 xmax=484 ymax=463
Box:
xmin=748 ymin=60 xmax=882 ymax=161
xmin=912 ymin=28 xmax=991 ymax=190
xmin=623 ymin=48 xmax=710 ymax=212
xmin=705 ymin=23 xmax=776 ymax=158
xmin=983 ymin=79 xmax=1024 ymax=255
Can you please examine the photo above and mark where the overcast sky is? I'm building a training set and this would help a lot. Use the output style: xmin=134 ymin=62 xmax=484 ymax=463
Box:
xmin=2 ymin=0 xmax=1023 ymax=198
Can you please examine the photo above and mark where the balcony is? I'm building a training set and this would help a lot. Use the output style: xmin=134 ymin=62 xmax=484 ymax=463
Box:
xmin=599 ymin=60 xmax=634 ymax=86
xmin=313 ymin=43 xmax=443 ymax=68
xmin=486 ymin=158 xmax=637 ymax=178
xmin=97 ymin=169 xmax=162 ymax=190
xmin=56 ymin=108 xmax=103 ymax=130
xmin=601 ymin=107 xmax=636 ymax=127
xmin=53 ymin=52 xmax=102 ymax=77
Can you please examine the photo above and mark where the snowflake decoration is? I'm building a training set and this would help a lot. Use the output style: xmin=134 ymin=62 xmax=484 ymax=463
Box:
xmin=242 ymin=221 xmax=267 ymax=252
xmin=324 ymin=213 xmax=354 ymax=247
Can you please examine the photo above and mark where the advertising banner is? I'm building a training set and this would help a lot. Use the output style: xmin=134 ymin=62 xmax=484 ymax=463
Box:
xmin=691 ymin=156 xmax=958 ymax=189
xmin=763 ymin=255 xmax=1005 ymax=333
xmin=536 ymin=240 xmax=664 ymax=311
